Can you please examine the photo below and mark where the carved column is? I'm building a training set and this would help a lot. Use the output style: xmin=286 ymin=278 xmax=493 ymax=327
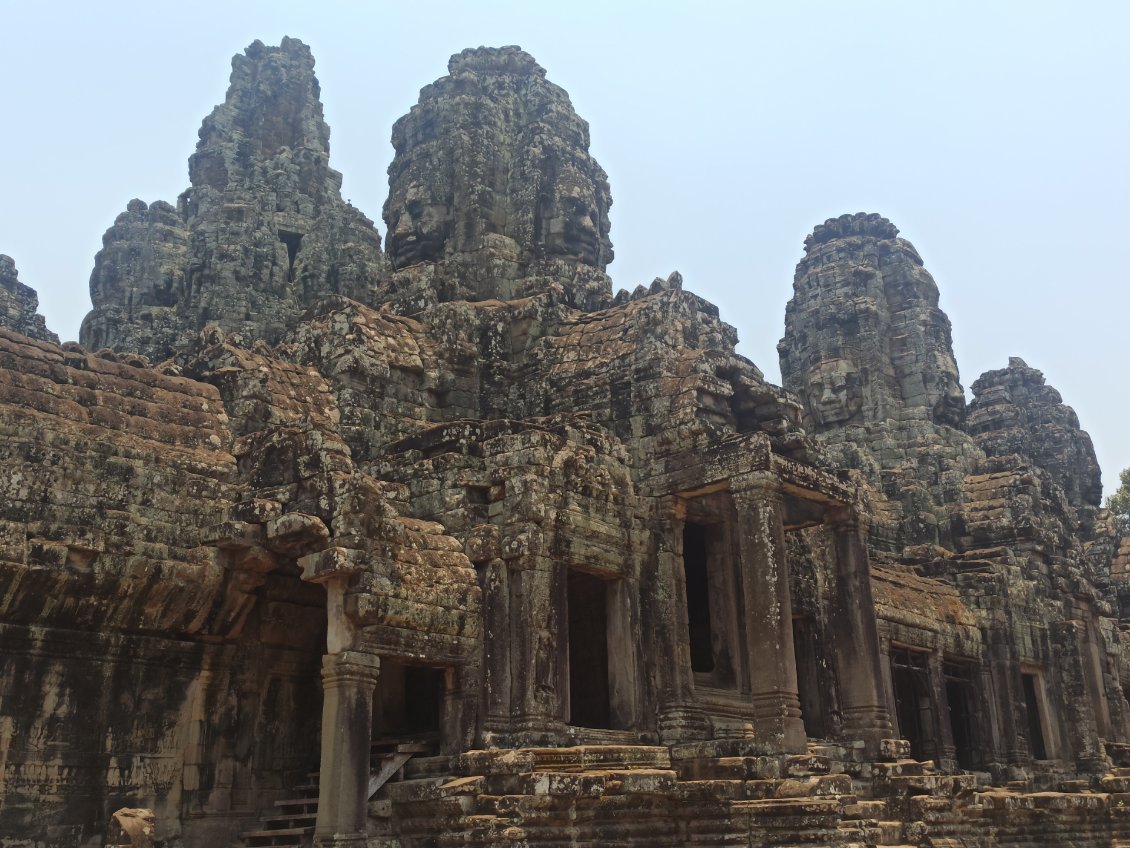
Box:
xmin=732 ymin=475 xmax=805 ymax=751
xmin=480 ymin=557 xmax=511 ymax=743
xmin=315 ymin=650 xmax=380 ymax=848
xmin=826 ymin=506 xmax=893 ymax=754
xmin=507 ymin=548 xmax=567 ymax=745
xmin=654 ymin=495 xmax=709 ymax=742
xmin=928 ymin=651 xmax=955 ymax=767
xmin=988 ymin=647 xmax=1030 ymax=768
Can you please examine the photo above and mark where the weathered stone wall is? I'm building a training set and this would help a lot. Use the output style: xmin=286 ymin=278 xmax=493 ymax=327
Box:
xmin=3 ymin=37 xmax=1127 ymax=848
xmin=0 ymin=328 xmax=328 ymax=844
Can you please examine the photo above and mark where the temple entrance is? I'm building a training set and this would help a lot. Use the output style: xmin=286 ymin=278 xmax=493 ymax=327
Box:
xmin=681 ymin=519 xmax=737 ymax=688
xmin=793 ymin=616 xmax=830 ymax=738
xmin=567 ymin=569 xmax=611 ymax=728
xmin=1021 ymin=672 xmax=1048 ymax=760
xmin=683 ymin=523 xmax=714 ymax=674
xmin=373 ymin=661 xmax=445 ymax=744
xmin=943 ymin=661 xmax=980 ymax=770
xmin=891 ymin=646 xmax=934 ymax=760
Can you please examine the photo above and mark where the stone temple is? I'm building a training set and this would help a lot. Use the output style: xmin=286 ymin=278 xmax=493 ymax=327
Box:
xmin=1 ymin=38 xmax=1129 ymax=848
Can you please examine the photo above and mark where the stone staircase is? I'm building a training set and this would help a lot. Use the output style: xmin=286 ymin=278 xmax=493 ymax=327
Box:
xmin=239 ymin=779 xmax=317 ymax=848
xmin=237 ymin=742 xmax=1130 ymax=846
xmin=237 ymin=740 xmax=432 ymax=847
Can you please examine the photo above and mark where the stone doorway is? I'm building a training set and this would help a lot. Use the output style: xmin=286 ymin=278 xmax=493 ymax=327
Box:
xmin=565 ymin=568 xmax=637 ymax=732
xmin=1021 ymin=671 xmax=1049 ymax=760
xmin=944 ymin=661 xmax=981 ymax=770
xmin=567 ymin=569 xmax=612 ymax=728
xmin=793 ymin=616 xmax=831 ymax=739
xmin=680 ymin=517 xmax=738 ymax=689
xmin=373 ymin=660 xmax=445 ymax=745
xmin=891 ymin=646 xmax=935 ymax=760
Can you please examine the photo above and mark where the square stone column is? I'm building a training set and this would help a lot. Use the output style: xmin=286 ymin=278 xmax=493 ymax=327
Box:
xmin=653 ymin=496 xmax=710 ymax=742
xmin=315 ymin=650 xmax=380 ymax=848
xmin=826 ymin=506 xmax=892 ymax=754
xmin=507 ymin=552 xmax=567 ymax=745
xmin=732 ymin=475 xmax=806 ymax=752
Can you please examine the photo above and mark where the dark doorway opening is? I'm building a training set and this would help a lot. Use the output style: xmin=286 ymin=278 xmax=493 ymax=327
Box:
xmin=278 ymin=230 xmax=303 ymax=282
xmin=891 ymin=646 xmax=934 ymax=760
xmin=373 ymin=662 xmax=444 ymax=742
xmin=1021 ymin=672 xmax=1048 ymax=760
xmin=944 ymin=662 xmax=980 ymax=770
xmin=794 ymin=617 xmax=829 ymax=738
xmin=568 ymin=569 xmax=611 ymax=729
xmin=683 ymin=523 xmax=714 ymax=674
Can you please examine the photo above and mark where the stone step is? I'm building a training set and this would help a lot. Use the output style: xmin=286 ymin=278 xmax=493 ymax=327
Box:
xmin=403 ymin=754 xmax=452 ymax=779
xmin=255 ymin=813 xmax=317 ymax=827
xmin=371 ymin=740 xmax=432 ymax=754
xmin=783 ymin=753 xmax=833 ymax=776
xmin=530 ymin=744 xmax=672 ymax=771
xmin=273 ymin=796 xmax=318 ymax=808
xmin=240 ymin=825 xmax=313 ymax=847
xmin=875 ymin=820 xmax=905 ymax=844
xmin=872 ymin=759 xmax=934 ymax=778
xmin=1105 ymin=774 xmax=1130 ymax=792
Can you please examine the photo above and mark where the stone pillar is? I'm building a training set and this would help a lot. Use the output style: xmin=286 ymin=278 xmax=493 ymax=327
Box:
xmin=928 ymin=651 xmax=955 ymax=767
xmin=826 ymin=507 xmax=893 ymax=754
xmin=732 ymin=476 xmax=806 ymax=752
xmin=315 ymin=650 xmax=380 ymax=848
xmin=654 ymin=496 xmax=710 ymax=742
xmin=507 ymin=548 xmax=567 ymax=745
xmin=480 ymin=557 xmax=511 ymax=743
xmin=989 ymin=648 xmax=1030 ymax=769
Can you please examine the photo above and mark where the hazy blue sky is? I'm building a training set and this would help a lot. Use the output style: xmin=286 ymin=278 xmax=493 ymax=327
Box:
xmin=3 ymin=1 xmax=1128 ymax=493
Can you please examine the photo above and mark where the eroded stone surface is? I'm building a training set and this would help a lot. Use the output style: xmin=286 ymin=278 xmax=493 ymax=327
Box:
xmin=968 ymin=356 xmax=1102 ymax=508
xmin=2 ymin=40 xmax=1127 ymax=848
xmin=380 ymin=45 xmax=615 ymax=311
xmin=780 ymin=213 xmax=977 ymax=548
xmin=79 ymin=38 xmax=385 ymax=362
xmin=0 ymin=255 xmax=57 ymax=342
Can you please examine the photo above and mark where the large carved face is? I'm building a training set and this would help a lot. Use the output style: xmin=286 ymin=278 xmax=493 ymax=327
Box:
xmin=386 ymin=183 xmax=452 ymax=267
xmin=540 ymin=162 xmax=605 ymax=266
xmin=806 ymin=358 xmax=863 ymax=426
xmin=930 ymin=351 xmax=966 ymax=427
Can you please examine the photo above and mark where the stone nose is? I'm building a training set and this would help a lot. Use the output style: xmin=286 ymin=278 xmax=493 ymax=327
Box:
xmin=393 ymin=214 xmax=413 ymax=237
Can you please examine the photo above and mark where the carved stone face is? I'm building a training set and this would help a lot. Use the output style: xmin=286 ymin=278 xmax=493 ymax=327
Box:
xmin=541 ymin=163 xmax=604 ymax=266
xmin=806 ymin=358 xmax=863 ymax=426
xmin=930 ymin=352 xmax=966 ymax=427
xmin=386 ymin=184 xmax=451 ymax=267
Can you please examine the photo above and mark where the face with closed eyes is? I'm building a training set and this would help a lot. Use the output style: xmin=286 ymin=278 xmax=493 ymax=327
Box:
xmin=540 ymin=162 xmax=607 ymax=266
xmin=930 ymin=351 xmax=966 ymax=427
xmin=806 ymin=358 xmax=863 ymax=426
xmin=386 ymin=183 xmax=452 ymax=267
